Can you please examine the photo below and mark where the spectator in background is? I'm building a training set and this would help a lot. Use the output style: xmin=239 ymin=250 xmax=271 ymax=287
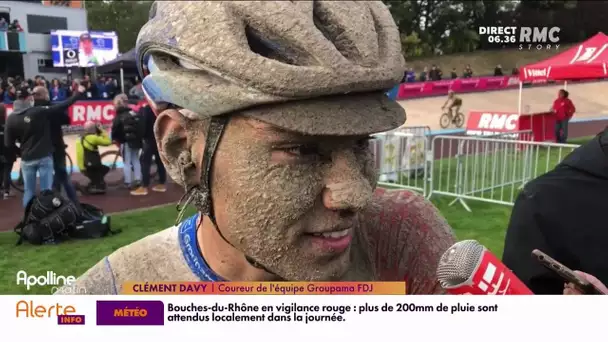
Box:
xmin=50 ymin=79 xmax=67 ymax=101
xmin=450 ymin=67 xmax=458 ymax=79
xmin=0 ymin=104 xmax=14 ymax=199
xmin=129 ymin=78 xmax=145 ymax=99
xmin=8 ymin=19 xmax=22 ymax=32
xmin=96 ymin=76 xmax=110 ymax=99
xmin=110 ymin=94 xmax=145 ymax=194
xmin=31 ymin=85 xmax=81 ymax=205
xmin=405 ymin=68 xmax=416 ymax=82
xmin=105 ymin=77 xmax=117 ymax=99
xmin=429 ymin=65 xmax=442 ymax=81
xmin=494 ymin=64 xmax=503 ymax=76
xmin=76 ymin=121 xmax=112 ymax=194
xmin=419 ymin=67 xmax=428 ymax=82
xmin=3 ymin=85 xmax=16 ymax=104
xmin=463 ymin=64 xmax=473 ymax=78
xmin=81 ymin=75 xmax=97 ymax=99
xmin=0 ymin=18 xmax=8 ymax=31
xmin=139 ymin=102 xmax=167 ymax=194
xmin=552 ymin=89 xmax=575 ymax=143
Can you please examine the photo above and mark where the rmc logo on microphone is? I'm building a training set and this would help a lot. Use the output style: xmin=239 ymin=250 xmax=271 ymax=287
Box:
xmin=478 ymin=26 xmax=561 ymax=50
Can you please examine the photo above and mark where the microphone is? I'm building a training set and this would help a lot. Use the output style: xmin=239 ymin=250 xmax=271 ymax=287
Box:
xmin=436 ymin=240 xmax=533 ymax=295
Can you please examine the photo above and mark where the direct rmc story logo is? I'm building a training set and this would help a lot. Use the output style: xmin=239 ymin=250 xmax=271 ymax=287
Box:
xmin=478 ymin=26 xmax=561 ymax=50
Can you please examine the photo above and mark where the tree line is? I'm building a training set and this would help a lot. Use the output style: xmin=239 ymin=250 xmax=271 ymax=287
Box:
xmin=87 ymin=0 xmax=607 ymax=58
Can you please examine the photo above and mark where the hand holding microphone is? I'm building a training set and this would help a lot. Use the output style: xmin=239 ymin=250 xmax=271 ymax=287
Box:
xmin=436 ymin=240 xmax=533 ymax=295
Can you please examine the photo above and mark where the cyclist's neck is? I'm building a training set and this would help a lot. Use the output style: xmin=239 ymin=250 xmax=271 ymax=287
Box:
xmin=196 ymin=213 xmax=280 ymax=281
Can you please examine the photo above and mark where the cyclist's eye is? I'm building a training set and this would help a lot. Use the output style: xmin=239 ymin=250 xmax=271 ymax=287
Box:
xmin=355 ymin=137 xmax=374 ymax=150
xmin=281 ymin=144 xmax=320 ymax=157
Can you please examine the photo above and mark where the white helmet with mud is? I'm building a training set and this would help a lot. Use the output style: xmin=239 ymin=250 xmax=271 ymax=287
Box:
xmin=135 ymin=1 xmax=407 ymax=276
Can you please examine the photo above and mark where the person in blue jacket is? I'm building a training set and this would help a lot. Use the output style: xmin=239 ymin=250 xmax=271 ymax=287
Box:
xmin=3 ymin=85 xmax=16 ymax=104
xmin=49 ymin=79 xmax=67 ymax=102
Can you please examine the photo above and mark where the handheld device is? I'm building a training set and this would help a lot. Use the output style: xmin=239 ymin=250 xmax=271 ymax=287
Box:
xmin=532 ymin=249 xmax=604 ymax=295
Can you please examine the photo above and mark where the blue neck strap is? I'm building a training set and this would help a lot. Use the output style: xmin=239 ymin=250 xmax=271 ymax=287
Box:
xmin=178 ymin=213 xmax=223 ymax=282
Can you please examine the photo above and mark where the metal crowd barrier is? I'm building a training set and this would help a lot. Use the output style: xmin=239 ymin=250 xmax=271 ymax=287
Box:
xmin=427 ymin=135 xmax=580 ymax=211
xmin=370 ymin=126 xmax=431 ymax=195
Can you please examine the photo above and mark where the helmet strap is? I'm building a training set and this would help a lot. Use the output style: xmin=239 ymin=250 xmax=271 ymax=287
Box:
xmin=196 ymin=116 xmax=283 ymax=279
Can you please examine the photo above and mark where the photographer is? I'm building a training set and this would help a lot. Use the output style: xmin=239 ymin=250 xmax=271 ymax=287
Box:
xmin=76 ymin=121 xmax=112 ymax=194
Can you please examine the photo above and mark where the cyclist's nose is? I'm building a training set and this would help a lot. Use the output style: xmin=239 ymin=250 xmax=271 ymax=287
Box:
xmin=322 ymin=149 xmax=373 ymax=213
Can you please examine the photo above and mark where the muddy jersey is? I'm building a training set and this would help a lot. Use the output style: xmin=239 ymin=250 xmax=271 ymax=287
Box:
xmin=56 ymin=189 xmax=456 ymax=295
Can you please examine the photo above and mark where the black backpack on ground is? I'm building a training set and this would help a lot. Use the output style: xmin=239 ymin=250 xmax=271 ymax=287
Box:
xmin=14 ymin=190 xmax=120 ymax=245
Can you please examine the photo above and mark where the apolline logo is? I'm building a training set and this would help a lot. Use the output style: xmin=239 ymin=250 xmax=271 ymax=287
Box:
xmin=16 ymin=270 xmax=85 ymax=294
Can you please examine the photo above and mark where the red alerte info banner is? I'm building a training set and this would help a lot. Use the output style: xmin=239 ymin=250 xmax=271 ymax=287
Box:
xmin=465 ymin=111 xmax=520 ymax=136
xmin=5 ymin=100 xmax=147 ymax=127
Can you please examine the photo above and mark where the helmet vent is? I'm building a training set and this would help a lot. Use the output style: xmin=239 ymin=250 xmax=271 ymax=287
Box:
xmin=245 ymin=26 xmax=314 ymax=66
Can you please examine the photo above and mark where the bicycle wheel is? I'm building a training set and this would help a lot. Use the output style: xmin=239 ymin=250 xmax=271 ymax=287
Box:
xmin=100 ymin=150 xmax=124 ymax=186
xmin=66 ymin=154 xmax=74 ymax=175
xmin=440 ymin=113 xmax=451 ymax=128
xmin=139 ymin=151 xmax=158 ymax=180
xmin=454 ymin=113 xmax=465 ymax=128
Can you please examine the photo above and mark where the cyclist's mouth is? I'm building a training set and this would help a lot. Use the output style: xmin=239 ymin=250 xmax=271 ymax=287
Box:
xmin=304 ymin=228 xmax=353 ymax=253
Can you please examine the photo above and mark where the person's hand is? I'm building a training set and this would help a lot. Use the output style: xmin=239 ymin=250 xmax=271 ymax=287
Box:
xmin=563 ymin=271 xmax=608 ymax=295
xmin=77 ymin=85 xmax=86 ymax=94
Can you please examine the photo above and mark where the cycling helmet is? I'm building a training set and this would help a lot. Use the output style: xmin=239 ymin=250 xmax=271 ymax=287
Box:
xmin=135 ymin=1 xmax=407 ymax=276
xmin=136 ymin=1 xmax=406 ymax=135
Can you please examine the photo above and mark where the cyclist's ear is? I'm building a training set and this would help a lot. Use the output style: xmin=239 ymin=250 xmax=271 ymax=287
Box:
xmin=155 ymin=109 xmax=208 ymax=188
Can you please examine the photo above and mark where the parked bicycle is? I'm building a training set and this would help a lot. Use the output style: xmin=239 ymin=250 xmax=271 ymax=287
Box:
xmin=100 ymin=149 xmax=158 ymax=186
xmin=10 ymin=154 xmax=74 ymax=192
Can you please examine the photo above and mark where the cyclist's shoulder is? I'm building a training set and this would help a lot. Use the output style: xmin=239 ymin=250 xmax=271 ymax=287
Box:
xmin=65 ymin=225 xmax=195 ymax=294
xmin=360 ymin=189 xmax=456 ymax=284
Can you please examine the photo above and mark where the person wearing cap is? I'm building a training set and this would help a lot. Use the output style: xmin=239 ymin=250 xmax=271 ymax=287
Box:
xmin=76 ymin=121 xmax=112 ymax=194
xmin=56 ymin=1 xmax=455 ymax=295
xmin=5 ymin=84 xmax=85 ymax=207
xmin=79 ymin=32 xmax=103 ymax=67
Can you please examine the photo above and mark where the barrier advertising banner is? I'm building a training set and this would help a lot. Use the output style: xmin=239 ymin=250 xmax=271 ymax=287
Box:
xmin=5 ymin=101 xmax=146 ymax=128
xmin=465 ymin=111 xmax=520 ymax=136
xmin=396 ymin=76 xmax=523 ymax=100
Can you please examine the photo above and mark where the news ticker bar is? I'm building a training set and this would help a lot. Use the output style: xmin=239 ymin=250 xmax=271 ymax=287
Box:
xmin=16 ymin=298 xmax=497 ymax=326
xmin=120 ymin=282 xmax=407 ymax=295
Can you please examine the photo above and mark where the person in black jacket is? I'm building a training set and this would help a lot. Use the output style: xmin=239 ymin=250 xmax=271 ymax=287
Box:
xmin=503 ymin=129 xmax=608 ymax=294
xmin=31 ymin=86 xmax=79 ymax=204
xmin=139 ymin=103 xmax=167 ymax=194
xmin=0 ymin=103 xmax=15 ymax=199
xmin=110 ymin=94 xmax=145 ymax=194
xmin=5 ymin=85 xmax=85 ymax=207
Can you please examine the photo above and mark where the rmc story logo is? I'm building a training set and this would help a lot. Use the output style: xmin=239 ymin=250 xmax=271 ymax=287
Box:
xmin=478 ymin=26 xmax=561 ymax=50
xmin=16 ymin=270 xmax=85 ymax=294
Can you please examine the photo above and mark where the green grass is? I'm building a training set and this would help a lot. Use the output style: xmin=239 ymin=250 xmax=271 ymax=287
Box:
xmin=0 ymin=136 xmax=590 ymax=294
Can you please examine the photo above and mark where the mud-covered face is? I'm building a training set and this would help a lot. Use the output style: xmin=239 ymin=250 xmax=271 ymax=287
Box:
xmin=208 ymin=117 xmax=377 ymax=280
